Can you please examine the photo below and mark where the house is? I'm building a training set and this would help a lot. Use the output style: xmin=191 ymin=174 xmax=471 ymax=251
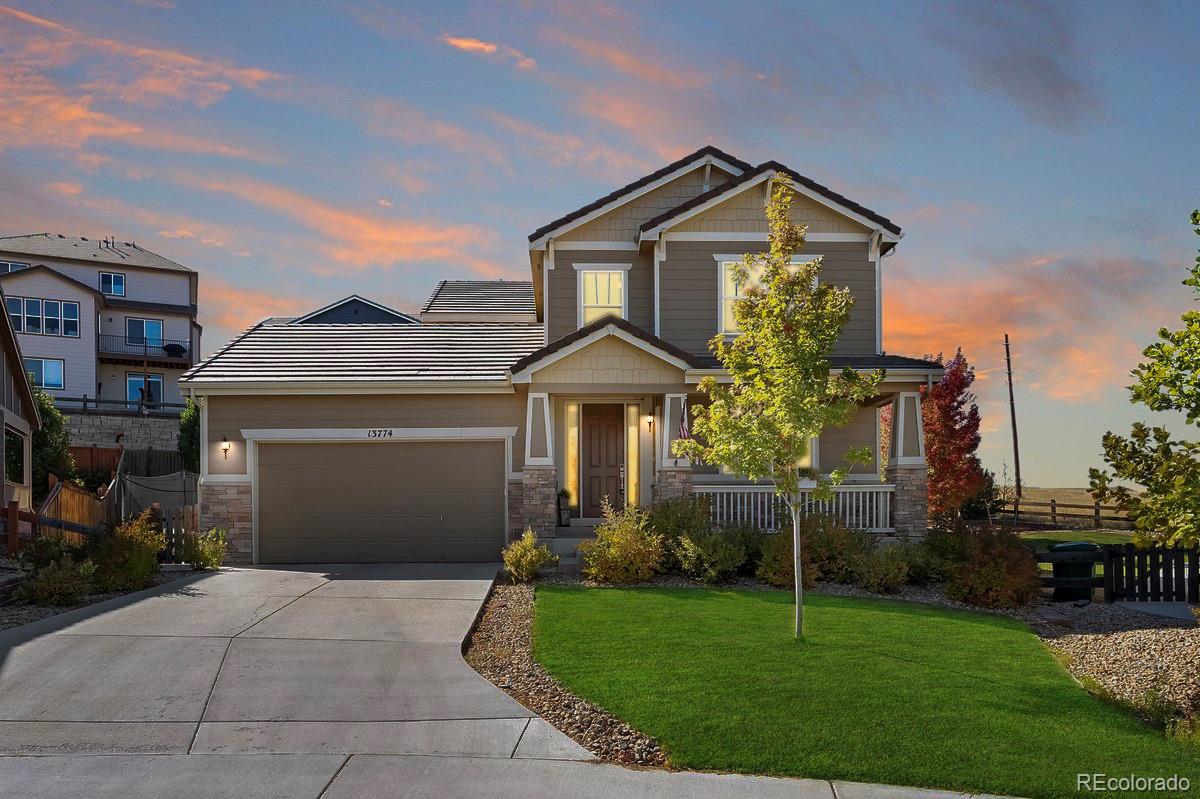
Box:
xmin=0 ymin=234 xmax=200 ymax=412
xmin=182 ymin=147 xmax=941 ymax=565
xmin=0 ymin=287 xmax=42 ymax=511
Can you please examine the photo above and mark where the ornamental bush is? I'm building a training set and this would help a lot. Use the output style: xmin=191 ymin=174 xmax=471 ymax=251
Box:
xmin=945 ymin=526 xmax=1040 ymax=608
xmin=579 ymin=499 xmax=664 ymax=584
xmin=647 ymin=496 xmax=710 ymax=570
xmin=856 ymin=546 xmax=910 ymax=594
xmin=673 ymin=532 xmax=746 ymax=583
xmin=756 ymin=529 xmax=816 ymax=590
xmin=502 ymin=528 xmax=557 ymax=583
xmin=93 ymin=508 xmax=165 ymax=592
xmin=18 ymin=556 xmax=96 ymax=605
xmin=182 ymin=528 xmax=227 ymax=571
xmin=803 ymin=515 xmax=872 ymax=584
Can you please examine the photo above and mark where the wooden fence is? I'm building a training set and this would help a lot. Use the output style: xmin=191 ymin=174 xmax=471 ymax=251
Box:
xmin=1003 ymin=499 xmax=1131 ymax=530
xmin=70 ymin=445 xmax=123 ymax=473
xmin=157 ymin=503 xmax=200 ymax=563
xmin=1034 ymin=543 xmax=1199 ymax=603
xmin=38 ymin=479 xmax=105 ymax=546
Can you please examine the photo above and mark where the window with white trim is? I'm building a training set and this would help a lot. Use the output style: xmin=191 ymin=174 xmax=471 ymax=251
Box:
xmin=717 ymin=254 xmax=821 ymax=334
xmin=23 ymin=357 xmax=64 ymax=390
xmin=576 ymin=265 xmax=628 ymax=325
xmin=6 ymin=296 xmax=81 ymax=337
xmin=99 ymin=272 xmax=125 ymax=296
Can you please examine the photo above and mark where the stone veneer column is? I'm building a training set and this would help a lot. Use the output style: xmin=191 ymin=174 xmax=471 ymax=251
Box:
xmin=652 ymin=467 xmax=693 ymax=504
xmin=886 ymin=464 xmax=928 ymax=541
xmin=506 ymin=478 xmax=524 ymax=543
xmin=521 ymin=467 xmax=558 ymax=542
xmin=200 ymin=482 xmax=253 ymax=565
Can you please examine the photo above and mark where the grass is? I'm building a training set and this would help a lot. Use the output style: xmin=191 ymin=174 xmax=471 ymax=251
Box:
xmin=1019 ymin=529 xmax=1134 ymax=552
xmin=533 ymin=586 xmax=1198 ymax=799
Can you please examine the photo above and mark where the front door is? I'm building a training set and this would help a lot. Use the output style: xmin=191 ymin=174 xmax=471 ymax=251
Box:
xmin=582 ymin=404 xmax=624 ymax=517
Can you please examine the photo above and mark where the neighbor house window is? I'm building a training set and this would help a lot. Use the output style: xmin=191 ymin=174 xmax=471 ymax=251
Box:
xmin=6 ymin=297 xmax=80 ymax=337
xmin=125 ymin=317 xmax=164 ymax=346
xmin=5 ymin=427 xmax=24 ymax=484
xmin=126 ymin=372 xmax=163 ymax=405
xmin=575 ymin=264 xmax=629 ymax=326
xmin=0 ymin=260 xmax=29 ymax=274
xmin=717 ymin=254 xmax=821 ymax=334
xmin=99 ymin=272 xmax=125 ymax=296
xmin=24 ymin=357 xmax=64 ymax=390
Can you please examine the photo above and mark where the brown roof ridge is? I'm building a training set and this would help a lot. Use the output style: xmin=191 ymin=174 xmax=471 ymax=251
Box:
xmin=638 ymin=161 xmax=902 ymax=237
xmin=527 ymin=145 xmax=752 ymax=243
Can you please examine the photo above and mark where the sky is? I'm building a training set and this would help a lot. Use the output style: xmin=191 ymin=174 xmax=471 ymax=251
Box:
xmin=1 ymin=0 xmax=1197 ymax=488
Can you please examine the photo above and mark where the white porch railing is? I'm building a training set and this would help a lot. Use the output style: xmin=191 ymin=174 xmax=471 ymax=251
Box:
xmin=692 ymin=483 xmax=894 ymax=533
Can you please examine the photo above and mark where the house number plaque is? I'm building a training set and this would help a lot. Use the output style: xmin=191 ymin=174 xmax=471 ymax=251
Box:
xmin=366 ymin=429 xmax=394 ymax=438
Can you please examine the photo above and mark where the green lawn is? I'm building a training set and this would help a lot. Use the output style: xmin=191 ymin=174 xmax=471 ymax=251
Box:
xmin=533 ymin=586 xmax=1198 ymax=799
xmin=1019 ymin=529 xmax=1134 ymax=551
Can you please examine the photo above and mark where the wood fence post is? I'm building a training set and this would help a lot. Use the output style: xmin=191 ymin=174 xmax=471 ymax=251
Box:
xmin=1013 ymin=500 xmax=1020 ymax=525
xmin=1050 ymin=499 xmax=1057 ymax=526
xmin=5 ymin=500 xmax=17 ymax=556
xmin=1093 ymin=502 xmax=1101 ymax=529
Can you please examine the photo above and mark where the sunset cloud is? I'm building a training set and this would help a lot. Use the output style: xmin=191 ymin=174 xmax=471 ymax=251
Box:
xmin=365 ymin=99 xmax=510 ymax=172
xmin=441 ymin=34 xmax=536 ymax=70
xmin=542 ymin=30 xmax=702 ymax=91
xmin=200 ymin=276 xmax=312 ymax=333
xmin=482 ymin=111 xmax=652 ymax=176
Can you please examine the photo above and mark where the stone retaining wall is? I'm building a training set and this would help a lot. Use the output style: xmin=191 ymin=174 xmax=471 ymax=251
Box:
xmin=66 ymin=413 xmax=180 ymax=451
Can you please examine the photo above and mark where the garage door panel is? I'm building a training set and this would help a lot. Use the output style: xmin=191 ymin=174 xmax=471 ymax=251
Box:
xmin=257 ymin=441 xmax=506 ymax=563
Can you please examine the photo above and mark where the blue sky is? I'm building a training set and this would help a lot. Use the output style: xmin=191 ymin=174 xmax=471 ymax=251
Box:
xmin=1 ymin=0 xmax=1197 ymax=487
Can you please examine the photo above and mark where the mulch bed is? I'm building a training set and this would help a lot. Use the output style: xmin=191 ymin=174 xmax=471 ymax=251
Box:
xmin=0 ymin=571 xmax=188 ymax=633
xmin=464 ymin=583 xmax=666 ymax=766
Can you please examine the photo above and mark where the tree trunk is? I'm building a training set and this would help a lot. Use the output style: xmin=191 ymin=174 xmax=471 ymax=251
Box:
xmin=791 ymin=495 xmax=803 ymax=638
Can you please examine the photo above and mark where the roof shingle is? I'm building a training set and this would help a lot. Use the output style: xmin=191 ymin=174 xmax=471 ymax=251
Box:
xmin=421 ymin=280 xmax=535 ymax=315
xmin=0 ymin=234 xmax=193 ymax=272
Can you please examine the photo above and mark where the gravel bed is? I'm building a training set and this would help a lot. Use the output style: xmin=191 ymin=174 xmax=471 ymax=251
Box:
xmin=464 ymin=583 xmax=666 ymax=766
xmin=0 ymin=571 xmax=188 ymax=633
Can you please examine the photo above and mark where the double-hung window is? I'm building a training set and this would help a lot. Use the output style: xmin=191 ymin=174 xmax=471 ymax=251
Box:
xmin=100 ymin=272 xmax=126 ymax=296
xmin=6 ymin=297 xmax=22 ymax=333
xmin=575 ymin=264 xmax=630 ymax=326
xmin=23 ymin=358 xmax=64 ymax=390
xmin=23 ymin=299 xmax=41 ymax=334
xmin=716 ymin=254 xmax=822 ymax=335
xmin=126 ymin=317 xmax=164 ymax=347
xmin=7 ymin=297 xmax=81 ymax=337
xmin=126 ymin=372 xmax=164 ymax=405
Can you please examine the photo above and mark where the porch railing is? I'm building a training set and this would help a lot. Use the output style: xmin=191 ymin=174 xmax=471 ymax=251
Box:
xmin=692 ymin=483 xmax=894 ymax=533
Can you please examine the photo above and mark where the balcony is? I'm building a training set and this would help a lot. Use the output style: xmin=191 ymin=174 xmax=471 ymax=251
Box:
xmin=98 ymin=334 xmax=193 ymax=367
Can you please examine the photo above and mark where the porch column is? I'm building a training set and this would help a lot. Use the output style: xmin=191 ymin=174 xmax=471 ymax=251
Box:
xmin=653 ymin=394 xmax=693 ymax=503
xmin=885 ymin=392 xmax=928 ymax=540
xmin=522 ymin=392 xmax=558 ymax=541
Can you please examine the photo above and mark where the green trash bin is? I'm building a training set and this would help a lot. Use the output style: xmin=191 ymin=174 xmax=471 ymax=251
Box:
xmin=1048 ymin=541 xmax=1099 ymax=602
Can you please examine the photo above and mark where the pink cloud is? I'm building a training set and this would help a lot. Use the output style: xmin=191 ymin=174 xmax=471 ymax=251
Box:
xmin=482 ymin=111 xmax=653 ymax=176
xmin=441 ymin=34 xmax=536 ymax=70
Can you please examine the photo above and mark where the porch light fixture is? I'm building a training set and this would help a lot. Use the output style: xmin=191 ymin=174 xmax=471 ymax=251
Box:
xmin=646 ymin=415 xmax=654 ymax=434
xmin=221 ymin=437 xmax=230 ymax=460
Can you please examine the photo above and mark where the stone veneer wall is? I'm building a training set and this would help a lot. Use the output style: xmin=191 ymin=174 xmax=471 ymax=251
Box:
xmin=507 ymin=479 xmax=524 ymax=543
xmin=66 ymin=413 xmax=180 ymax=450
xmin=521 ymin=467 xmax=558 ymax=542
xmin=200 ymin=482 xmax=252 ymax=565
xmin=886 ymin=464 xmax=929 ymax=541
xmin=652 ymin=468 xmax=693 ymax=504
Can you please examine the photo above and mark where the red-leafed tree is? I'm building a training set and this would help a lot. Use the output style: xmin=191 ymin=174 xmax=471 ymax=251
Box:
xmin=922 ymin=350 xmax=986 ymax=517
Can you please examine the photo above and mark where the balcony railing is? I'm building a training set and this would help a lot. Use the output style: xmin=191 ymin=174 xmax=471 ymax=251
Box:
xmin=692 ymin=483 xmax=895 ymax=533
xmin=54 ymin=394 xmax=187 ymax=417
xmin=98 ymin=334 xmax=191 ymax=362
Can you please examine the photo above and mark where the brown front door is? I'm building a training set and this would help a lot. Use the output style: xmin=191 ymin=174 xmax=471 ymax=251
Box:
xmin=582 ymin=404 xmax=624 ymax=517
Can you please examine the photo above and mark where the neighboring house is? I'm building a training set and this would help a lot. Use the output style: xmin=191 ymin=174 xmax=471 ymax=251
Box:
xmin=0 ymin=287 xmax=42 ymax=511
xmin=183 ymin=147 xmax=941 ymax=565
xmin=0 ymin=234 xmax=200 ymax=412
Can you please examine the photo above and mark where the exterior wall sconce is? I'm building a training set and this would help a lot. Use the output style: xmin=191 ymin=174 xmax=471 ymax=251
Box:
xmin=221 ymin=437 xmax=230 ymax=460
xmin=646 ymin=415 xmax=654 ymax=434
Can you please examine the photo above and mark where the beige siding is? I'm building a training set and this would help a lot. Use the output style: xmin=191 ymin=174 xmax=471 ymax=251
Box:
xmin=531 ymin=336 xmax=685 ymax=384
xmin=3 ymin=270 xmax=99 ymax=399
xmin=819 ymin=405 xmax=880 ymax=476
xmin=28 ymin=257 xmax=194 ymax=307
xmin=659 ymin=240 xmax=877 ymax=357
xmin=98 ymin=309 xmax=193 ymax=346
xmin=547 ymin=251 xmax=652 ymax=342
xmin=206 ymin=392 xmax=526 ymax=475
xmin=672 ymin=184 xmax=871 ymax=235
xmin=559 ymin=165 xmax=734 ymax=242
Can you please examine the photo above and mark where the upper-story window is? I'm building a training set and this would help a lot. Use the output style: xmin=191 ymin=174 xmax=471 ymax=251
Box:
xmin=126 ymin=317 xmax=164 ymax=346
xmin=6 ymin=296 xmax=81 ymax=338
xmin=716 ymin=254 xmax=821 ymax=334
xmin=575 ymin=264 xmax=630 ymax=326
xmin=0 ymin=260 xmax=29 ymax=274
xmin=99 ymin=272 xmax=126 ymax=296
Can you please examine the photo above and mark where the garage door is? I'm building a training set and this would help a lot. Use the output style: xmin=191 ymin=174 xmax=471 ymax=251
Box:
xmin=257 ymin=440 xmax=506 ymax=563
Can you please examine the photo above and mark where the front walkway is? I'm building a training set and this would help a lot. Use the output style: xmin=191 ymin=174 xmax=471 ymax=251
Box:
xmin=0 ymin=564 xmax=1008 ymax=798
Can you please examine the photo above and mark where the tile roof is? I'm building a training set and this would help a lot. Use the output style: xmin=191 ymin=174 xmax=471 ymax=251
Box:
xmin=639 ymin=161 xmax=903 ymax=237
xmin=527 ymin=145 xmax=753 ymax=243
xmin=0 ymin=234 xmax=193 ymax=272
xmin=421 ymin=280 xmax=536 ymax=315
xmin=181 ymin=322 xmax=545 ymax=385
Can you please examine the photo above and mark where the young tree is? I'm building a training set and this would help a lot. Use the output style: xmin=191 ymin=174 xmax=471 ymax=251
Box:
xmin=923 ymin=350 xmax=986 ymax=518
xmin=673 ymin=178 xmax=882 ymax=637
xmin=178 ymin=398 xmax=200 ymax=474
xmin=30 ymin=387 xmax=75 ymax=505
xmin=1090 ymin=211 xmax=1200 ymax=546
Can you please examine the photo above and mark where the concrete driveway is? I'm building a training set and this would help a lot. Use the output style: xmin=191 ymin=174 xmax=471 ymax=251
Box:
xmin=0 ymin=565 xmax=980 ymax=799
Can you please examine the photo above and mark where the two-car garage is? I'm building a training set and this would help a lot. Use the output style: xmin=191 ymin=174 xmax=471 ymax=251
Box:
xmin=255 ymin=440 xmax=507 ymax=563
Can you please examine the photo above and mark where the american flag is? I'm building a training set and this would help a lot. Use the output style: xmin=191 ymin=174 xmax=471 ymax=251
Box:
xmin=678 ymin=402 xmax=691 ymax=440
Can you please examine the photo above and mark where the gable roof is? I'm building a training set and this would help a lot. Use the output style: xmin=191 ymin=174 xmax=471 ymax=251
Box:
xmin=509 ymin=315 xmax=708 ymax=378
xmin=421 ymin=280 xmax=536 ymax=315
xmin=0 ymin=234 xmax=193 ymax=273
xmin=0 ymin=264 xmax=197 ymax=316
xmin=638 ymin=161 xmax=903 ymax=239
xmin=0 ymin=287 xmax=41 ymax=429
xmin=181 ymin=321 xmax=544 ymax=388
xmin=527 ymin=146 xmax=751 ymax=246
xmin=291 ymin=295 xmax=418 ymax=325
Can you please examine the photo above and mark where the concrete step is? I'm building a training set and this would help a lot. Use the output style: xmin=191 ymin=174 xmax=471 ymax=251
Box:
xmin=550 ymin=538 xmax=589 ymax=557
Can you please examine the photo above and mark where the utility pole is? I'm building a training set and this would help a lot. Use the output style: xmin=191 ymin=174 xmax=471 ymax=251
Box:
xmin=1004 ymin=333 xmax=1022 ymax=499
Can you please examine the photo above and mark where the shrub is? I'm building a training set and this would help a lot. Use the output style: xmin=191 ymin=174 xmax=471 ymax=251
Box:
xmin=182 ymin=528 xmax=227 ymax=571
xmin=502 ymin=528 xmax=557 ymax=583
xmin=647 ymin=496 xmax=710 ymax=570
xmin=579 ymin=499 xmax=664 ymax=584
xmin=756 ymin=529 xmax=816 ymax=590
xmin=18 ymin=534 xmax=80 ymax=573
xmin=898 ymin=543 xmax=946 ymax=586
xmin=673 ymin=532 xmax=746 ymax=583
xmin=93 ymin=509 xmax=165 ymax=592
xmin=18 ymin=556 xmax=96 ymax=605
xmin=803 ymin=515 xmax=872 ymax=584
xmin=857 ymin=546 xmax=910 ymax=594
xmin=923 ymin=520 xmax=972 ymax=564
xmin=719 ymin=523 xmax=766 ymax=572
xmin=945 ymin=526 xmax=1040 ymax=608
